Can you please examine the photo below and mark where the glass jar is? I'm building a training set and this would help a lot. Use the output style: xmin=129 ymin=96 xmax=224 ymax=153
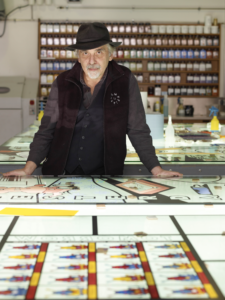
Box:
xmin=123 ymin=61 xmax=130 ymax=68
xmin=143 ymin=36 xmax=149 ymax=45
xmin=168 ymin=74 xmax=175 ymax=83
xmin=162 ymin=49 xmax=168 ymax=59
xmin=41 ymin=74 xmax=47 ymax=84
xmin=188 ymin=35 xmax=194 ymax=45
xmin=168 ymin=86 xmax=174 ymax=95
xmin=40 ymin=23 xmax=47 ymax=33
xmin=119 ymin=23 xmax=125 ymax=33
xmin=213 ymin=50 xmax=219 ymax=58
xmin=149 ymin=35 xmax=156 ymax=45
xmin=59 ymin=50 xmax=66 ymax=58
xmin=137 ymin=49 xmax=143 ymax=58
xmin=73 ymin=37 xmax=77 ymax=44
xmin=54 ymin=36 xmax=60 ymax=45
xmin=147 ymin=62 xmax=154 ymax=71
xmin=180 ymin=62 xmax=186 ymax=71
xmin=112 ymin=22 xmax=118 ymax=33
xmin=60 ymin=37 xmax=66 ymax=45
xmin=174 ymin=62 xmax=180 ymax=70
xmin=156 ymin=75 xmax=162 ymax=83
xmin=181 ymin=35 xmax=187 ymax=45
xmin=175 ymin=49 xmax=181 ymax=59
xmin=132 ymin=22 xmax=138 ymax=33
xmin=66 ymin=24 xmax=73 ymax=33
xmin=145 ymin=22 xmax=151 ymax=33
xmin=47 ymin=23 xmax=53 ymax=33
xmin=200 ymin=86 xmax=206 ymax=96
xmin=156 ymin=49 xmax=162 ymax=58
xmin=206 ymin=87 xmax=212 ymax=96
xmin=194 ymin=35 xmax=200 ymax=45
xmin=213 ymin=74 xmax=218 ymax=83
xmin=111 ymin=36 xmax=117 ymax=43
xmin=66 ymin=50 xmax=72 ymax=58
xmin=137 ymin=61 xmax=143 ymax=71
xmin=168 ymin=36 xmax=175 ymax=45
xmin=187 ymin=74 xmax=194 ymax=83
xmin=200 ymin=49 xmax=207 ymax=59
xmin=154 ymin=62 xmax=160 ymax=71
xmin=181 ymin=86 xmax=187 ymax=95
xmin=41 ymin=61 xmax=47 ymax=70
xmin=168 ymin=49 xmax=174 ymax=59
xmin=41 ymin=87 xmax=47 ymax=96
xmin=149 ymin=49 xmax=156 ymax=58
xmin=47 ymin=49 xmax=53 ymax=58
xmin=41 ymin=36 xmax=47 ymax=45
xmin=161 ymin=62 xmax=167 ymax=71
xmin=53 ymin=23 xmax=59 ymax=33
xmin=125 ymin=23 xmax=131 ymax=33
xmin=47 ymin=74 xmax=53 ymax=84
xmin=206 ymin=62 xmax=212 ymax=71
xmin=194 ymin=87 xmax=200 ymax=95
xmin=187 ymin=49 xmax=194 ymax=59
xmin=200 ymin=74 xmax=206 ymax=83
xmin=206 ymin=75 xmax=212 ymax=83
xmin=73 ymin=23 xmax=79 ymax=33
xmin=200 ymin=36 xmax=207 ymax=46
xmin=150 ymin=75 xmax=156 ymax=83
xmin=124 ymin=49 xmax=130 ymax=59
xmin=207 ymin=36 xmax=213 ymax=46
xmin=130 ymin=62 xmax=137 ymax=71
xmin=162 ymin=36 xmax=168 ymax=45
xmin=53 ymin=62 xmax=59 ymax=70
xmin=59 ymin=62 xmax=66 ymax=70
xmin=212 ymin=86 xmax=218 ymax=96
xmin=130 ymin=49 xmax=137 ymax=58
xmin=156 ymin=35 xmax=162 ymax=46
xmin=139 ymin=23 xmax=145 ymax=33
xmin=148 ymin=86 xmax=155 ymax=96
xmin=175 ymin=35 xmax=181 ymax=45
xmin=187 ymin=62 xmax=193 ymax=71
xmin=181 ymin=49 xmax=187 ymax=59
xmin=137 ymin=74 xmax=143 ymax=83
xmin=206 ymin=50 xmax=212 ymax=59
xmin=66 ymin=36 xmax=73 ymax=45
xmin=117 ymin=49 xmax=124 ymax=58
xmin=213 ymin=37 xmax=219 ymax=46
xmin=193 ymin=62 xmax=200 ymax=71
xmin=175 ymin=74 xmax=181 ymax=83
xmin=47 ymin=62 xmax=53 ymax=70
xmin=155 ymin=85 xmax=161 ymax=96
xmin=106 ymin=23 xmax=112 ymax=33
xmin=53 ymin=49 xmax=59 ymax=58
xmin=167 ymin=62 xmax=173 ymax=71
xmin=124 ymin=36 xmax=130 ymax=46
xmin=194 ymin=49 xmax=200 ymax=58
xmin=194 ymin=74 xmax=200 ymax=83
xmin=187 ymin=87 xmax=194 ymax=95
xmin=60 ymin=24 xmax=66 ymax=33
xmin=162 ymin=74 xmax=168 ymax=83
xmin=175 ymin=86 xmax=181 ymax=95
xmin=131 ymin=36 xmax=136 ymax=46
xmin=199 ymin=62 xmax=206 ymax=71
xmin=143 ymin=49 xmax=149 ymax=58
xmin=137 ymin=36 xmax=143 ymax=45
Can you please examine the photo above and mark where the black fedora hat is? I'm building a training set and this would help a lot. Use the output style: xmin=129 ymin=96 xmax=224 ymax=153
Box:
xmin=65 ymin=22 xmax=121 ymax=51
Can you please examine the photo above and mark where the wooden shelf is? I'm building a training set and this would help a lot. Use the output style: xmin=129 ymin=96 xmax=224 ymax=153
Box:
xmin=146 ymin=96 xmax=218 ymax=98
xmin=114 ymin=58 xmax=219 ymax=61
xmin=138 ymin=83 xmax=218 ymax=86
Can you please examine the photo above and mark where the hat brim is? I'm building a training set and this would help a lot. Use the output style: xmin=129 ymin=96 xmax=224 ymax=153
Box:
xmin=65 ymin=40 xmax=121 ymax=51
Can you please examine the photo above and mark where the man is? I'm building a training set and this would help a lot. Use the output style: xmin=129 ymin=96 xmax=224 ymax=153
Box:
xmin=4 ymin=23 xmax=181 ymax=177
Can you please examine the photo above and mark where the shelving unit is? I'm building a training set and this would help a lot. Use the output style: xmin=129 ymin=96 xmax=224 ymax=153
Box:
xmin=38 ymin=21 xmax=221 ymax=104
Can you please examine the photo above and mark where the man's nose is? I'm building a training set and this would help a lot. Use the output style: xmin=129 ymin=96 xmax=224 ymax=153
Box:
xmin=88 ymin=53 xmax=96 ymax=64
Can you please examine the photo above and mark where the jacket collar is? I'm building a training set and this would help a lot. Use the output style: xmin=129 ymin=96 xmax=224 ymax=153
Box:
xmin=65 ymin=60 xmax=124 ymax=86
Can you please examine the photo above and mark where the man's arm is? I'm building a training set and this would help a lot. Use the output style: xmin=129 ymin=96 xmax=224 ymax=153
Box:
xmin=3 ymin=79 xmax=59 ymax=176
xmin=127 ymin=73 xmax=182 ymax=177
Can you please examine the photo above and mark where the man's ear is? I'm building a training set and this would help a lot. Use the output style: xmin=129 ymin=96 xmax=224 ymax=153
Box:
xmin=109 ymin=53 xmax=114 ymax=61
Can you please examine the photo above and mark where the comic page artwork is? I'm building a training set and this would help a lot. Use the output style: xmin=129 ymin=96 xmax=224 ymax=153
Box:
xmin=1 ymin=176 xmax=225 ymax=204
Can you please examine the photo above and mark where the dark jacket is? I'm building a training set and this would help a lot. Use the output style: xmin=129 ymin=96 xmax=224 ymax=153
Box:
xmin=42 ymin=60 xmax=130 ymax=175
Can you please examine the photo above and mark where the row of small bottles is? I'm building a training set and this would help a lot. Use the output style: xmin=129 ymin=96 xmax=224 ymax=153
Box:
xmin=149 ymin=74 xmax=218 ymax=84
xmin=148 ymin=86 xmax=218 ymax=96
xmin=115 ymin=48 xmax=218 ymax=59
xmin=41 ymin=61 xmax=75 ymax=71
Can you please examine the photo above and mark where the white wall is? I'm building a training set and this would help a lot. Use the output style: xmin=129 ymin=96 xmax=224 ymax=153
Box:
xmin=0 ymin=0 xmax=225 ymax=88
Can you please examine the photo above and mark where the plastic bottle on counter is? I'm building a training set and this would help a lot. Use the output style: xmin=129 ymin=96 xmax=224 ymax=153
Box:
xmin=165 ymin=115 xmax=175 ymax=147
xmin=38 ymin=102 xmax=44 ymax=122
xmin=209 ymin=106 xmax=219 ymax=131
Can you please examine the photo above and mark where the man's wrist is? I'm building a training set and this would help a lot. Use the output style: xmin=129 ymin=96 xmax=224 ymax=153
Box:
xmin=24 ymin=161 xmax=37 ymax=175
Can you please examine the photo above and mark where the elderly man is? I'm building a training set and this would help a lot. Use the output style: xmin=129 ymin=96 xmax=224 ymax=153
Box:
xmin=4 ymin=22 xmax=181 ymax=177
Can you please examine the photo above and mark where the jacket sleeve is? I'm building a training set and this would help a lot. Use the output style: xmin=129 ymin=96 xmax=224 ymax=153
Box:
xmin=27 ymin=79 xmax=59 ymax=165
xmin=127 ymin=73 xmax=161 ymax=172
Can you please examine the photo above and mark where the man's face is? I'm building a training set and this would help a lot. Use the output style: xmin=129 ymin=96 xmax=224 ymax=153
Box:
xmin=78 ymin=44 xmax=113 ymax=80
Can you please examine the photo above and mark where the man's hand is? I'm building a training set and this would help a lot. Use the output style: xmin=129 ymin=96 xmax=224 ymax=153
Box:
xmin=151 ymin=166 xmax=182 ymax=177
xmin=3 ymin=161 xmax=37 ymax=177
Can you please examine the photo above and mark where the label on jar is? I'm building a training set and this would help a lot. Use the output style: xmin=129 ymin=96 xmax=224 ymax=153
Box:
xmin=73 ymin=25 xmax=79 ymax=33
xmin=150 ymin=75 xmax=156 ymax=82
xmin=162 ymin=50 xmax=168 ymax=58
xmin=40 ymin=24 xmax=47 ymax=33
xmin=53 ymin=62 xmax=59 ymax=70
xmin=41 ymin=37 xmax=46 ymax=45
xmin=167 ymin=62 xmax=173 ymax=70
xmin=126 ymin=25 xmax=131 ymax=32
xmin=199 ymin=63 xmax=206 ymax=71
xmin=200 ymin=87 xmax=206 ymax=95
xmin=213 ymin=51 xmax=219 ymax=58
xmin=161 ymin=62 xmax=167 ymax=70
xmin=147 ymin=62 xmax=154 ymax=71
xmin=194 ymin=75 xmax=200 ymax=83
xmin=207 ymin=38 xmax=212 ymax=46
xmin=124 ymin=37 xmax=130 ymax=45
xmin=162 ymin=75 xmax=168 ymax=83
xmin=130 ymin=62 xmax=137 ymax=70
xmin=206 ymin=75 xmax=212 ymax=83
xmin=188 ymin=50 xmax=194 ymax=58
xmin=181 ymin=63 xmax=186 ymax=70
xmin=193 ymin=63 xmax=199 ymax=70
xmin=143 ymin=38 xmax=149 ymax=45
xmin=139 ymin=25 xmax=144 ymax=33
xmin=174 ymin=63 xmax=180 ymax=70
xmin=156 ymin=38 xmax=162 ymax=45
xmin=54 ymin=37 xmax=59 ymax=45
xmin=143 ymin=50 xmax=149 ymax=58
xmin=169 ymin=75 xmax=174 ymax=83
xmin=137 ymin=38 xmax=142 ymax=45
xmin=41 ymin=87 xmax=47 ymax=96
xmin=41 ymin=62 xmax=47 ymax=70
xmin=67 ymin=37 xmax=72 ymax=45
xmin=181 ymin=87 xmax=187 ymax=94
xmin=175 ymin=50 xmax=181 ymax=58
xmin=53 ymin=50 xmax=59 ymax=58
xmin=194 ymin=87 xmax=200 ymax=94
xmin=137 ymin=50 xmax=143 ymax=58
xmin=149 ymin=50 xmax=156 ymax=58
xmin=156 ymin=50 xmax=162 ymax=58
xmin=41 ymin=49 xmax=47 ymax=57
xmin=187 ymin=87 xmax=194 ymax=95
xmin=60 ymin=37 xmax=66 ymax=45
xmin=213 ymin=38 xmax=219 ymax=46
xmin=200 ymin=75 xmax=206 ymax=83
xmin=47 ymin=74 xmax=53 ymax=84
xmin=137 ymin=75 xmax=143 ymax=82
xmin=168 ymin=50 xmax=174 ymax=58
xmin=187 ymin=63 xmax=193 ymax=70
xmin=132 ymin=25 xmax=138 ymax=33
xmin=154 ymin=62 xmax=160 ymax=70
xmin=168 ymin=87 xmax=174 ymax=95
xmin=124 ymin=50 xmax=130 ymax=58
xmin=200 ymin=37 xmax=206 ymax=46
xmin=47 ymin=50 xmax=53 ymax=57
xmin=175 ymin=75 xmax=181 ymax=83
xmin=60 ymin=62 xmax=66 ymax=70
xmin=59 ymin=50 xmax=66 ymax=58
xmin=175 ymin=87 xmax=181 ymax=95
xmin=131 ymin=38 xmax=136 ymax=46
xmin=47 ymin=62 xmax=53 ymax=70
xmin=155 ymin=87 xmax=161 ymax=96
xmin=181 ymin=50 xmax=187 ymax=58
xmin=194 ymin=50 xmax=200 ymax=58
xmin=118 ymin=50 xmax=124 ymax=58
xmin=187 ymin=75 xmax=193 ymax=82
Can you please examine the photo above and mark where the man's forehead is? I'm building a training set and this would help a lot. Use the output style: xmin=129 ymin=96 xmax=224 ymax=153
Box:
xmin=79 ymin=45 xmax=108 ymax=52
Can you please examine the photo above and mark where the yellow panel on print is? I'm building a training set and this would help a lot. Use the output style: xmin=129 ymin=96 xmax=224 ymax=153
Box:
xmin=37 ymin=252 xmax=46 ymax=263
xmin=0 ymin=207 xmax=78 ymax=216
xmin=89 ymin=243 xmax=95 ymax=252
xmin=88 ymin=262 xmax=96 ymax=273
xmin=204 ymin=284 xmax=218 ymax=298
xmin=30 ymin=273 xmax=40 ymax=286
xmin=145 ymin=272 xmax=155 ymax=285
xmin=139 ymin=251 xmax=147 ymax=262
xmin=180 ymin=242 xmax=190 ymax=252
xmin=191 ymin=261 xmax=203 ymax=273
xmin=88 ymin=285 xmax=97 ymax=299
